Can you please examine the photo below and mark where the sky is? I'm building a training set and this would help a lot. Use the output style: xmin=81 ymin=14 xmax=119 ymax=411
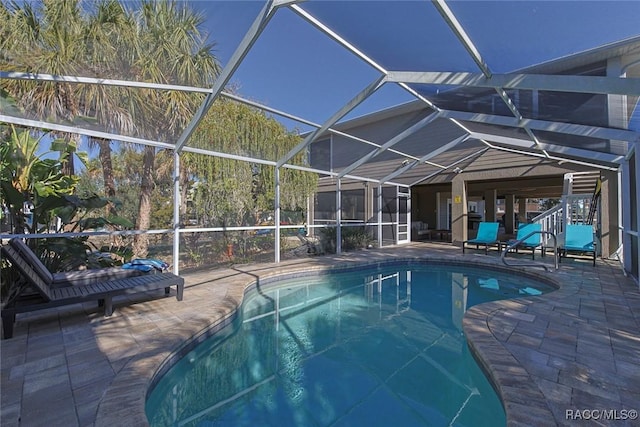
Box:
xmin=189 ymin=0 xmax=640 ymax=132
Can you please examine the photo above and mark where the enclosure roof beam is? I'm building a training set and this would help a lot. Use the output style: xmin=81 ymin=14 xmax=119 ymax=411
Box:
xmin=276 ymin=75 xmax=386 ymax=168
xmin=469 ymin=131 xmax=624 ymax=164
xmin=4 ymin=113 xmax=416 ymax=188
xmin=439 ymin=109 xmax=640 ymax=143
xmin=479 ymin=139 xmax=619 ymax=171
xmin=289 ymin=4 xmax=387 ymax=74
xmin=9 ymin=69 xmax=636 ymax=119
xmin=337 ymin=111 xmax=442 ymax=178
xmin=174 ymin=0 xmax=291 ymax=152
xmin=410 ymin=147 xmax=489 ymax=187
xmin=1 ymin=114 xmax=177 ymax=150
xmin=431 ymin=0 xmax=492 ymax=78
xmin=379 ymin=134 xmax=469 ymax=183
xmin=0 ymin=71 xmax=212 ymax=93
xmin=0 ymin=114 xmax=276 ymax=166
xmin=0 ymin=71 xmax=438 ymax=165
xmin=386 ymin=71 xmax=640 ymax=96
xmin=221 ymin=92 xmax=445 ymax=168
xmin=432 ymin=0 xmax=551 ymax=159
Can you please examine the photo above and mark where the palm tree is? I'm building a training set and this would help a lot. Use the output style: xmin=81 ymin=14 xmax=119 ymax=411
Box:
xmin=75 ymin=0 xmax=220 ymax=256
xmin=1 ymin=0 xmax=86 ymax=175
xmin=124 ymin=0 xmax=220 ymax=257
xmin=82 ymin=0 xmax=137 ymax=219
xmin=1 ymin=0 xmax=136 ymax=225
xmin=1 ymin=1 xmax=81 ymax=118
xmin=3 ymin=0 xmax=221 ymax=258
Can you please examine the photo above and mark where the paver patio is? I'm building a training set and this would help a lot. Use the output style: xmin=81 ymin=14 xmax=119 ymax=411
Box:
xmin=1 ymin=242 xmax=639 ymax=426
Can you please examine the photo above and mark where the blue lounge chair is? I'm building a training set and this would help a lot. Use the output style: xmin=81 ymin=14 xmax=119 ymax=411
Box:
xmin=507 ymin=223 xmax=544 ymax=260
xmin=462 ymin=222 xmax=500 ymax=254
xmin=558 ymin=224 xmax=596 ymax=266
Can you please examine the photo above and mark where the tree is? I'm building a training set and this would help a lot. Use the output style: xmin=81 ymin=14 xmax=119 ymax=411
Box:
xmin=1 ymin=0 xmax=129 ymax=217
xmin=0 ymin=124 xmax=133 ymax=275
xmin=119 ymin=0 xmax=220 ymax=258
xmin=2 ymin=1 xmax=113 ymax=177
xmin=2 ymin=0 xmax=221 ymax=258
xmin=76 ymin=146 xmax=176 ymax=235
xmin=0 ymin=1 xmax=84 ymax=123
xmin=82 ymin=0 xmax=138 ymax=218
xmin=187 ymin=99 xmax=318 ymax=228
xmin=2 ymin=0 xmax=316 ymax=264
xmin=0 ymin=125 xmax=79 ymax=235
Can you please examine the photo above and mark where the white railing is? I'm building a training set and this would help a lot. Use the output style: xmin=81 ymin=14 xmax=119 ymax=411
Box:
xmin=527 ymin=171 xmax=599 ymax=253
xmin=531 ymin=204 xmax=563 ymax=242
xmin=563 ymin=194 xmax=595 ymax=225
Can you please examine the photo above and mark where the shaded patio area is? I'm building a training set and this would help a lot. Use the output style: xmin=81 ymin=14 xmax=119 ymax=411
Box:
xmin=1 ymin=243 xmax=638 ymax=426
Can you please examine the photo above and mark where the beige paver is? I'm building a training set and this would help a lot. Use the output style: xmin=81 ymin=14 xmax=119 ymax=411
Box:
xmin=1 ymin=243 xmax=638 ymax=426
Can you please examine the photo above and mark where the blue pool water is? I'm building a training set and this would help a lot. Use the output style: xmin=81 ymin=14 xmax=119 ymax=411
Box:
xmin=146 ymin=263 xmax=555 ymax=427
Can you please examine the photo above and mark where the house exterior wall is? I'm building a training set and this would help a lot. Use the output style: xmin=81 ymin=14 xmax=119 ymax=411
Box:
xmin=312 ymin=148 xmax=620 ymax=255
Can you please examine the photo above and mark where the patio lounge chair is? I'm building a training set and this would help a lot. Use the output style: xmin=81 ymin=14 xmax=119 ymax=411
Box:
xmin=558 ymin=224 xmax=596 ymax=266
xmin=6 ymin=238 xmax=146 ymax=286
xmin=462 ymin=222 xmax=500 ymax=254
xmin=506 ymin=223 xmax=544 ymax=260
xmin=1 ymin=239 xmax=184 ymax=339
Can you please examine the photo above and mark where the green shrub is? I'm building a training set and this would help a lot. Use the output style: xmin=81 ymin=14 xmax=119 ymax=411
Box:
xmin=317 ymin=226 xmax=374 ymax=254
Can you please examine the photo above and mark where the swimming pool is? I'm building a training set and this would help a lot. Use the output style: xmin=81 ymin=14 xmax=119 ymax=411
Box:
xmin=146 ymin=262 xmax=555 ymax=426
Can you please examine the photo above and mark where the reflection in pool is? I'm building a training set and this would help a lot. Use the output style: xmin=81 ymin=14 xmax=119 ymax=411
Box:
xmin=146 ymin=263 xmax=555 ymax=426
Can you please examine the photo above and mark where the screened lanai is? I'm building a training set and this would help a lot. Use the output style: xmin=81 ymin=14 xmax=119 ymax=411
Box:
xmin=1 ymin=0 xmax=639 ymax=279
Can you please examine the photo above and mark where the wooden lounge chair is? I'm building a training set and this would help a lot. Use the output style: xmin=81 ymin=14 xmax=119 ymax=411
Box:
xmin=506 ymin=223 xmax=544 ymax=260
xmin=7 ymin=238 xmax=145 ymax=286
xmin=1 ymin=239 xmax=184 ymax=339
xmin=462 ymin=222 xmax=500 ymax=254
xmin=558 ymin=224 xmax=596 ymax=266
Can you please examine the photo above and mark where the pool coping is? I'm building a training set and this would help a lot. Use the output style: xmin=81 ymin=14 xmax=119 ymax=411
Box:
xmin=95 ymin=250 xmax=572 ymax=426
xmin=3 ymin=243 xmax=638 ymax=426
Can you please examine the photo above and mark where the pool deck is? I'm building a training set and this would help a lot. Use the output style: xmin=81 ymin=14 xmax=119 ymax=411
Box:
xmin=1 ymin=242 xmax=639 ymax=426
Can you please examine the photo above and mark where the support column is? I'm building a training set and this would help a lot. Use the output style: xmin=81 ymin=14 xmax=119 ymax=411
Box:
xmin=364 ymin=182 xmax=373 ymax=223
xmin=275 ymin=167 xmax=281 ymax=262
xmin=336 ymin=179 xmax=342 ymax=254
xmin=172 ymin=152 xmax=180 ymax=275
xmin=518 ymin=198 xmax=527 ymax=225
xmin=377 ymin=185 xmax=383 ymax=247
xmin=364 ymin=182 xmax=373 ymax=243
xmin=621 ymin=161 xmax=632 ymax=273
xmin=306 ymin=192 xmax=314 ymax=237
xmin=607 ymin=57 xmax=628 ymax=130
xmin=505 ymin=194 xmax=515 ymax=235
xmin=600 ymin=56 xmax=637 ymax=264
xmin=608 ymin=56 xmax=634 ymax=275
xmin=451 ymin=176 xmax=467 ymax=246
xmin=635 ymin=146 xmax=640 ymax=279
xmin=600 ymin=170 xmax=620 ymax=258
xmin=484 ymin=189 xmax=497 ymax=222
